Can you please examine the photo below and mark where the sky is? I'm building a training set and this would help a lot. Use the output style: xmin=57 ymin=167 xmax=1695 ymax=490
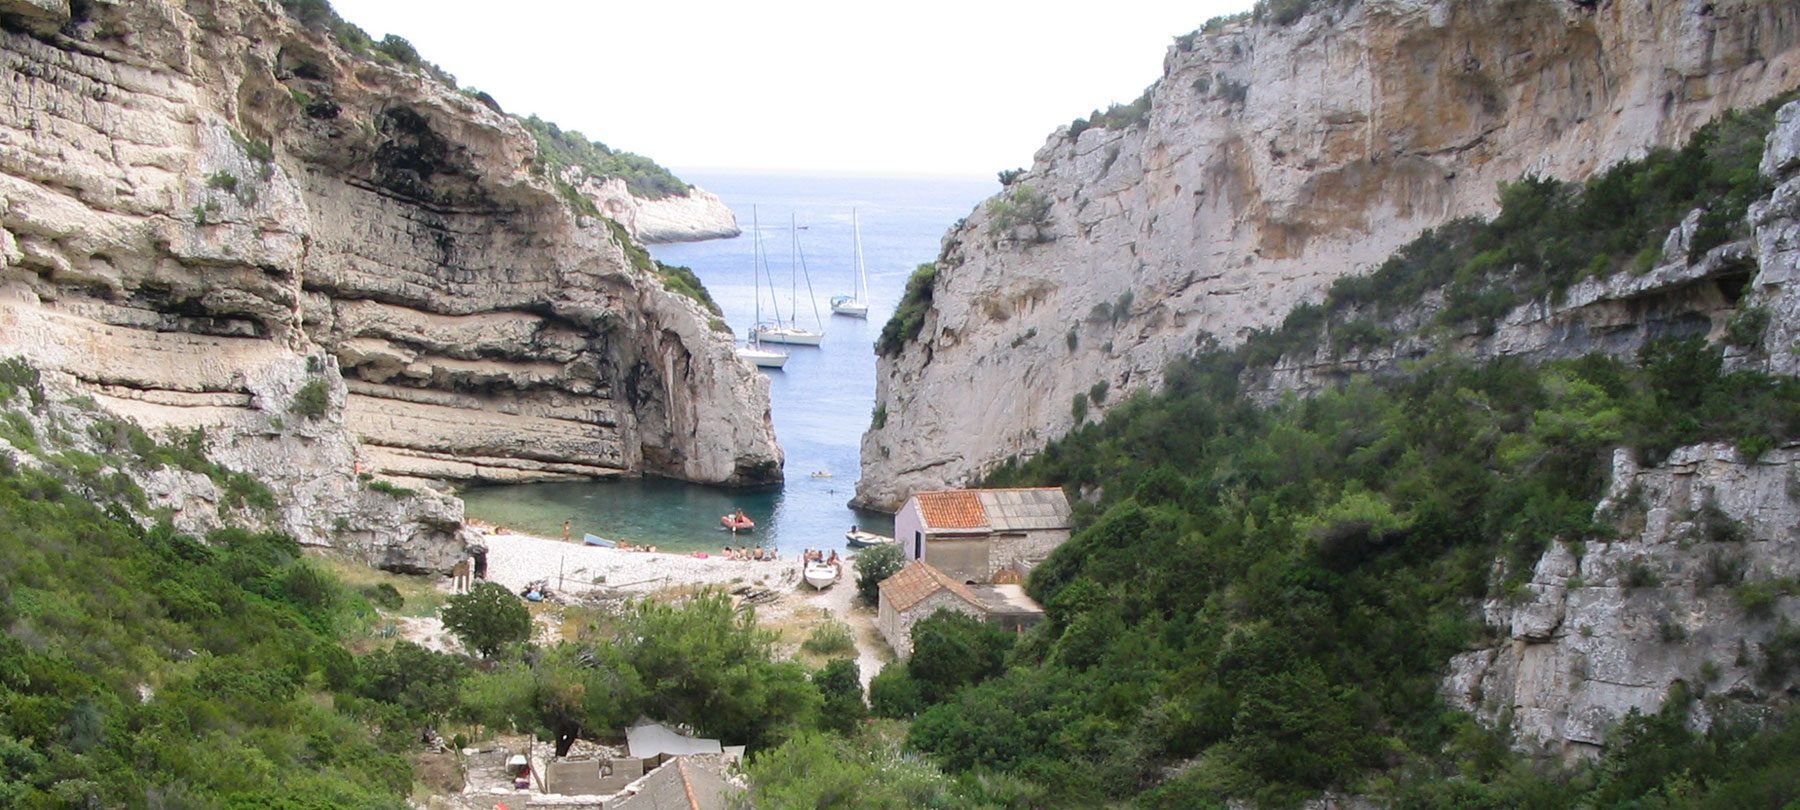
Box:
xmin=325 ymin=0 xmax=1255 ymax=178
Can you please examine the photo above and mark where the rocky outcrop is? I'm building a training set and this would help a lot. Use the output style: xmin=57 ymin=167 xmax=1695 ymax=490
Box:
xmin=583 ymin=176 xmax=741 ymax=243
xmin=1445 ymin=443 xmax=1800 ymax=760
xmin=858 ymin=0 xmax=1800 ymax=511
xmin=1439 ymin=98 xmax=1800 ymax=758
xmin=0 ymin=1 xmax=780 ymax=566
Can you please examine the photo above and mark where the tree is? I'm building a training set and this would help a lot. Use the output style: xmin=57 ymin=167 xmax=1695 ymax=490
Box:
xmin=853 ymin=543 xmax=905 ymax=605
xmin=441 ymin=582 xmax=531 ymax=657
xmin=907 ymin=610 xmax=1013 ymax=695
xmin=812 ymin=659 xmax=865 ymax=735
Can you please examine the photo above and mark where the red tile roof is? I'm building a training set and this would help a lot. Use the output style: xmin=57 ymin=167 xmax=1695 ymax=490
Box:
xmin=914 ymin=490 xmax=989 ymax=530
xmin=878 ymin=560 xmax=984 ymax=613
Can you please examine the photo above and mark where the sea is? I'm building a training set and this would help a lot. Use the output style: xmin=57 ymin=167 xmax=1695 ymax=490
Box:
xmin=459 ymin=171 xmax=998 ymax=557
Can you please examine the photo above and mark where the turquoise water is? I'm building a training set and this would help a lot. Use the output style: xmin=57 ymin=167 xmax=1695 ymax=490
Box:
xmin=460 ymin=172 xmax=998 ymax=556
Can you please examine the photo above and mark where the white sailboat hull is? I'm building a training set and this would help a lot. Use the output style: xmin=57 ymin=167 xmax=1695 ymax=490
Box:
xmin=736 ymin=346 xmax=788 ymax=368
xmin=754 ymin=325 xmax=823 ymax=346
xmin=830 ymin=297 xmax=869 ymax=317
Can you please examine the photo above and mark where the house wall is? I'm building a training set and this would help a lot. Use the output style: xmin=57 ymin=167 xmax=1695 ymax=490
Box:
xmin=923 ymin=536 xmax=991 ymax=583
xmin=896 ymin=499 xmax=925 ymax=562
xmin=991 ymin=529 xmax=1071 ymax=574
xmin=886 ymin=590 xmax=985 ymax=658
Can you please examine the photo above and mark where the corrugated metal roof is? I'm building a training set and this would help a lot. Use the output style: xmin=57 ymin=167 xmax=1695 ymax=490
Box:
xmin=626 ymin=721 xmax=721 ymax=759
xmin=976 ymin=487 xmax=1072 ymax=531
xmin=878 ymin=560 xmax=984 ymax=612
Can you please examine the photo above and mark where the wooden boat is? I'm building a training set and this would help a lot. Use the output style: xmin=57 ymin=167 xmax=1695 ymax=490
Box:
xmin=844 ymin=529 xmax=893 ymax=548
xmin=582 ymin=533 xmax=616 ymax=548
xmin=804 ymin=561 xmax=840 ymax=589
xmin=721 ymin=511 xmax=755 ymax=532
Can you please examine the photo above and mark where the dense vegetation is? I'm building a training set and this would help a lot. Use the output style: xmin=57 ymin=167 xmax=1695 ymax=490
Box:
xmin=830 ymin=93 xmax=1800 ymax=807
xmin=0 ymin=364 xmax=851 ymax=806
xmin=520 ymin=115 xmax=692 ymax=201
xmin=876 ymin=263 xmax=939 ymax=357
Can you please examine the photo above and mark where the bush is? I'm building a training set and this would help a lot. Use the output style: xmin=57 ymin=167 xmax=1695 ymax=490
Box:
xmin=518 ymin=115 xmax=691 ymax=200
xmin=853 ymin=543 xmax=905 ymax=605
xmin=986 ymin=185 xmax=1053 ymax=241
xmin=801 ymin=621 xmax=855 ymax=656
xmin=290 ymin=379 xmax=331 ymax=418
xmin=876 ymin=263 xmax=938 ymax=357
xmin=441 ymin=582 xmax=531 ymax=657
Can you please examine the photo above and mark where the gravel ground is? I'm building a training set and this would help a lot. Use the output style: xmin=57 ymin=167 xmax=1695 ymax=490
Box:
xmin=466 ymin=531 xmax=892 ymax=686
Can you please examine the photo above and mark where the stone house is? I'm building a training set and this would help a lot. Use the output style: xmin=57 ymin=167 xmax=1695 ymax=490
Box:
xmin=893 ymin=487 xmax=1073 ymax=584
xmin=877 ymin=560 xmax=1045 ymax=658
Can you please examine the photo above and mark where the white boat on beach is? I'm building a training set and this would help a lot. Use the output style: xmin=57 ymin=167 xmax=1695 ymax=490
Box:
xmin=803 ymin=561 xmax=840 ymax=590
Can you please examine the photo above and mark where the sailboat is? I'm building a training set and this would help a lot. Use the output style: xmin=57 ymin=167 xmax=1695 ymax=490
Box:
xmin=736 ymin=206 xmax=788 ymax=369
xmin=752 ymin=215 xmax=825 ymax=346
xmin=831 ymin=209 xmax=871 ymax=318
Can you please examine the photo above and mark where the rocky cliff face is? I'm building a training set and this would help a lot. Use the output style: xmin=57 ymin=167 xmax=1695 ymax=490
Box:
xmin=0 ymin=0 xmax=780 ymax=567
xmin=1436 ymin=98 xmax=1800 ymax=759
xmin=858 ymin=0 xmax=1800 ymax=511
xmin=583 ymin=176 xmax=741 ymax=244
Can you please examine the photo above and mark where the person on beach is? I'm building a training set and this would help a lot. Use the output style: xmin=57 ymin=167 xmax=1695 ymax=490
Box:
xmin=827 ymin=550 xmax=841 ymax=567
xmin=753 ymin=546 xmax=765 ymax=561
xmin=563 ymin=520 xmax=571 ymax=542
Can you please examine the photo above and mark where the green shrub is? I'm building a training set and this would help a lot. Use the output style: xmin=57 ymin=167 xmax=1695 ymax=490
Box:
xmin=518 ymin=114 xmax=691 ymax=200
xmin=290 ymin=378 xmax=331 ymax=418
xmin=207 ymin=170 xmax=238 ymax=193
xmin=366 ymin=479 xmax=413 ymax=498
xmin=441 ymin=582 xmax=531 ymax=657
xmin=801 ymin=621 xmax=855 ymax=656
xmin=986 ymin=185 xmax=1053 ymax=241
xmin=876 ymin=263 xmax=938 ymax=357
xmin=1726 ymin=304 xmax=1771 ymax=347
xmin=853 ymin=542 xmax=905 ymax=605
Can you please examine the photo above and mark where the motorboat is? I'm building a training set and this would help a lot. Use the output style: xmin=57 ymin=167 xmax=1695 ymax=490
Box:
xmin=844 ymin=529 xmax=893 ymax=548
xmin=582 ymin=533 xmax=616 ymax=548
xmin=804 ymin=561 xmax=840 ymax=589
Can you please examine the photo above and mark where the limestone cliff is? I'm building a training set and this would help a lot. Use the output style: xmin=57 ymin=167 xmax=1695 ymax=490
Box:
xmin=583 ymin=175 xmax=741 ymax=244
xmin=1432 ymin=97 xmax=1800 ymax=759
xmin=0 ymin=0 xmax=781 ymax=566
xmin=858 ymin=0 xmax=1800 ymax=511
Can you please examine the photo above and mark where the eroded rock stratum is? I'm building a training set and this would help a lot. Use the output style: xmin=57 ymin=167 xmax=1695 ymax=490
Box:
xmin=0 ymin=1 xmax=780 ymax=568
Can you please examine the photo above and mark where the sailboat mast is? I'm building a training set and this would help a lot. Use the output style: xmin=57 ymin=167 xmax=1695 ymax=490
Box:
xmin=853 ymin=208 xmax=866 ymax=301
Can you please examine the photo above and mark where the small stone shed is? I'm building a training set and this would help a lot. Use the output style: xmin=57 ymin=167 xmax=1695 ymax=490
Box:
xmin=893 ymin=486 xmax=1073 ymax=584
xmin=877 ymin=560 xmax=1045 ymax=658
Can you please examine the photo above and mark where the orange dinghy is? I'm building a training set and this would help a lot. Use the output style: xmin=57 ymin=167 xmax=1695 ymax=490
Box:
xmin=721 ymin=509 xmax=755 ymax=532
